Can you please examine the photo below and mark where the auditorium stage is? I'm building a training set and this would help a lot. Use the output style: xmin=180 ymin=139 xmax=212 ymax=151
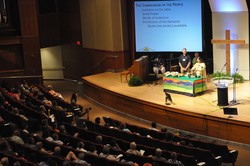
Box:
xmin=82 ymin=72 xmax=250 ymax=144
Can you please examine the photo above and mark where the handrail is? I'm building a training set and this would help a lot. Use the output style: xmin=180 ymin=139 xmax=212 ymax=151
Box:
xmin=0 ymin=75 xmax=43 ymax=79
xmin=0 ymin=75 xmax=43 ymax=85
xmin=85 ymin=55 xmax=110 ymax=75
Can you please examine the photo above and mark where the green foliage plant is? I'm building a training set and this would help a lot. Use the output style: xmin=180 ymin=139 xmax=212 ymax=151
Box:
xmin=128 ymin=75 xmax=143 ymax=86
xmin=212 ymin=71 xmax=244 ymax=83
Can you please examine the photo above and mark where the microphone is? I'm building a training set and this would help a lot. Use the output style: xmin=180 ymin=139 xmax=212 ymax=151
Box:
xmin=219 ymin=62 xmax=227 ymax=75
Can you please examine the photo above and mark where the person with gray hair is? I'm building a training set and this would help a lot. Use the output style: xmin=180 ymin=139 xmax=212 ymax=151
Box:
xmin=99 ymin=145 xmax=119 ymax=161
xmin=126 ymin=142 xmax=142 ymax=156
xmin=95 ymin=135 xmax=103 ymax=144
xmin=0 ymin=157 xmax=9 ymax=166
xmin=152 ymin=148 xmax=167 ymax=162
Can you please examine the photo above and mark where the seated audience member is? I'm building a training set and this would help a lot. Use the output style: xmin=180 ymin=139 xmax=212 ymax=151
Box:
xmin=36 ymin=141 xmax=50 ymax=154
xmin=11 ymin=130 xmax=24 ymax=144
xmin=20 ymin=80 xmax=30 ymax=92
xmin=21 ymin=122 xmax=29 ymax=134
xmin=38 ymin=105 xmax=49 ymax=118
xmin=95 ymin=117 xmax=101 ymax=125
xmin=42 ymin=126 xmax=53 ymax=140
xmin=19 ymin=94 xmax=27 ymax=103
xmin=177 ymin=140 xmax=186 ymax=146
xmin=150 ymin=122 xmax=159 ymax=131
xmin=63 ymin=138 xmax=73 ymax=148
xmin=47 ymin=85 xmax=64 ymax=99
xmin=87 ymin=145 xmax=98 ymax=156
xmin=37 ymin=93 xmax=53 ymax=106
xmin=167 ymin=152 xmax=184 ymax=166
xmin=75 ymin=116 xmax=88 ymax=129
xmin=0 ymin=141 xmax=13 ymax=155
xmin=119 ymin=123 xmax=131 ymax=133
xmin=99 ymin=145 xmax=120 ymax=161
xmin=12 ymin=107 xmax=28 ymax=122
xmin=62 ymin=160 xmax=71 ymax=166
xmin=76 ymin=141 xmax=87 ymax=152
xmin=152 ymin=55 xmax=166 ymax=79
xmin=52 ymin=100 xmax=65 ymax=111
xmin=13 ymin=161 xmax=21 ymax=166
xmin=163 ymin=132 xmax=175 ymax=142
xmin=95 ymin=135 xmax=103 ymax=144
xmin=24 ymin=136 xmax=37 ymax=150
xmin=66 ymin=151 xmax=91 ymax=166
xmin=143 ymin=163 xmax=152 ymax=166
xmin=0 ymin=115 xmax=4 ymax=125
xmin=109 ymin=139 xmax=121 ymax=150
xmin=48 ymin=133 xmax=64 ymax=145
xmin=12 ymin=88 xmax=21 ymax=101
xmin=152 ymin=148 xmax=167 ymax=162
xmin=191 ymin=56 xmax=206 ymax=78
xmin=58 ymin=124 xmax=68 ymax=134
xmin=0 ymin=157 xmax=9 ymax=166
xmin=52 ymin=146 xmax=63 ymax=158
xmin=126 ymin=142 xmax=142 ymax=156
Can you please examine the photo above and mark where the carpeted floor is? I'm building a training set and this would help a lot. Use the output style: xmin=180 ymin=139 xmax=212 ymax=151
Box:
xmin=44 ymin=79 xmax=250 ymax=166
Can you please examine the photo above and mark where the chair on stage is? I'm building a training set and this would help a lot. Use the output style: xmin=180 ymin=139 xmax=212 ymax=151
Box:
xmin=120 ymin=71 xmax=131 ymax=83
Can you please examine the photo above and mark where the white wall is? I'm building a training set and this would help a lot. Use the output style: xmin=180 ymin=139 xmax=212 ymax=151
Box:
xmin=79 ymin=0 xmax=128 ymax=51
xmin=40 ymin=46 xmax=64 ymax=79
xmin=212 ymin=12 xmax=249 ymax=80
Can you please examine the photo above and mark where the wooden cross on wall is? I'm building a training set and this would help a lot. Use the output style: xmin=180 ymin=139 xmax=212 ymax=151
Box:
xmin=211 ymin=30 xmax=245 ymax=74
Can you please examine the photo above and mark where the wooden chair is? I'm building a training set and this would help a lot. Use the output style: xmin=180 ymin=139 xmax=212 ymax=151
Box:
xmin=120 ymin=71 xmax=131 ymax=82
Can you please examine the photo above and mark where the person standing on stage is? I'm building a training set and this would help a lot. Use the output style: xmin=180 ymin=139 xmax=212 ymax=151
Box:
xmin=178 ymin=48 xmax=191 ymax=74
xmin=192 ymin=52 xmax=199 ymax=67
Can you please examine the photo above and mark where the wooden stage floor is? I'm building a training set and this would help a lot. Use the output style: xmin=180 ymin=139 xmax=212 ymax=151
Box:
xmin=82 ymin=72 xmax=250 ymax=144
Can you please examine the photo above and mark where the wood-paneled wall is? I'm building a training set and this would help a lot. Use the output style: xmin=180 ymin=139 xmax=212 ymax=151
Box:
xmin=82 ymin=79 xmax=250 ymax=144
xmin=0 ymin=0 xmax=42 ymax=83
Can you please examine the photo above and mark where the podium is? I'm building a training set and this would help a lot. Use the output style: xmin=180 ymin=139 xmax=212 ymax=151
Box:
xmin=211 ymin=77 xmax=234 ymax=106
xmin=128 ymin=56 xmax=148 ymax=81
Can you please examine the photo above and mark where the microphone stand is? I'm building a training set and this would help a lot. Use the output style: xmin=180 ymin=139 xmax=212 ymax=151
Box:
xmin=200 ymin=65 xmax=204 ymax=92
xmin=219 ymin=63 xmax=227 ymax=76
xmin=217 ymin=63 xmax=227 ymax=86
xmin=230 ymin=68 xmax=240 ymax=106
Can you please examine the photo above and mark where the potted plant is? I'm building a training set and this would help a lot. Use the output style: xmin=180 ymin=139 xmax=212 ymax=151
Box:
xmin=128 ymin=75 xmax=143 ymax=86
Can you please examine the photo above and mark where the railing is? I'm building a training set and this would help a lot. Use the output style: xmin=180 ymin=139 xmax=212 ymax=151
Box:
xmin=0 ymin=75 xmax=43 ymax=85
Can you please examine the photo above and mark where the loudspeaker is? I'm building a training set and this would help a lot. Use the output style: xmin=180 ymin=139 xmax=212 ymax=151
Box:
xmin=223 ymin=107 xmax=238 ymax=115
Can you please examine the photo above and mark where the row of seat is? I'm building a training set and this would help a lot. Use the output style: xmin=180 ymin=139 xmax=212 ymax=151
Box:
xmin=71 ymin=119 xmax=223 ymax=166
xmin=62 ymin=122 xmax=201 ymax=166
xmin=1 ymin=84 xmax=176 ymax=166
xmin=0 ymin=89 xmax=131 ymax=165
xmin=0 ymin=82 xmax=237 ymax=166
xmin=0 ymin=151 xmax=36 ymax=166
xmin=104 ymin=116 xmax=238 ymax=165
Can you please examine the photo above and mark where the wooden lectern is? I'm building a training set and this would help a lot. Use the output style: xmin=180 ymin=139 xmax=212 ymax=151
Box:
xmin=128 ymin=55 xmax=148 ymax=81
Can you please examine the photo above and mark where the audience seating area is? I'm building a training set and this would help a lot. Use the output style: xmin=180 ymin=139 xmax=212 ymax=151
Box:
xmin=0 ymin=80 xmax=238 ymax=166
